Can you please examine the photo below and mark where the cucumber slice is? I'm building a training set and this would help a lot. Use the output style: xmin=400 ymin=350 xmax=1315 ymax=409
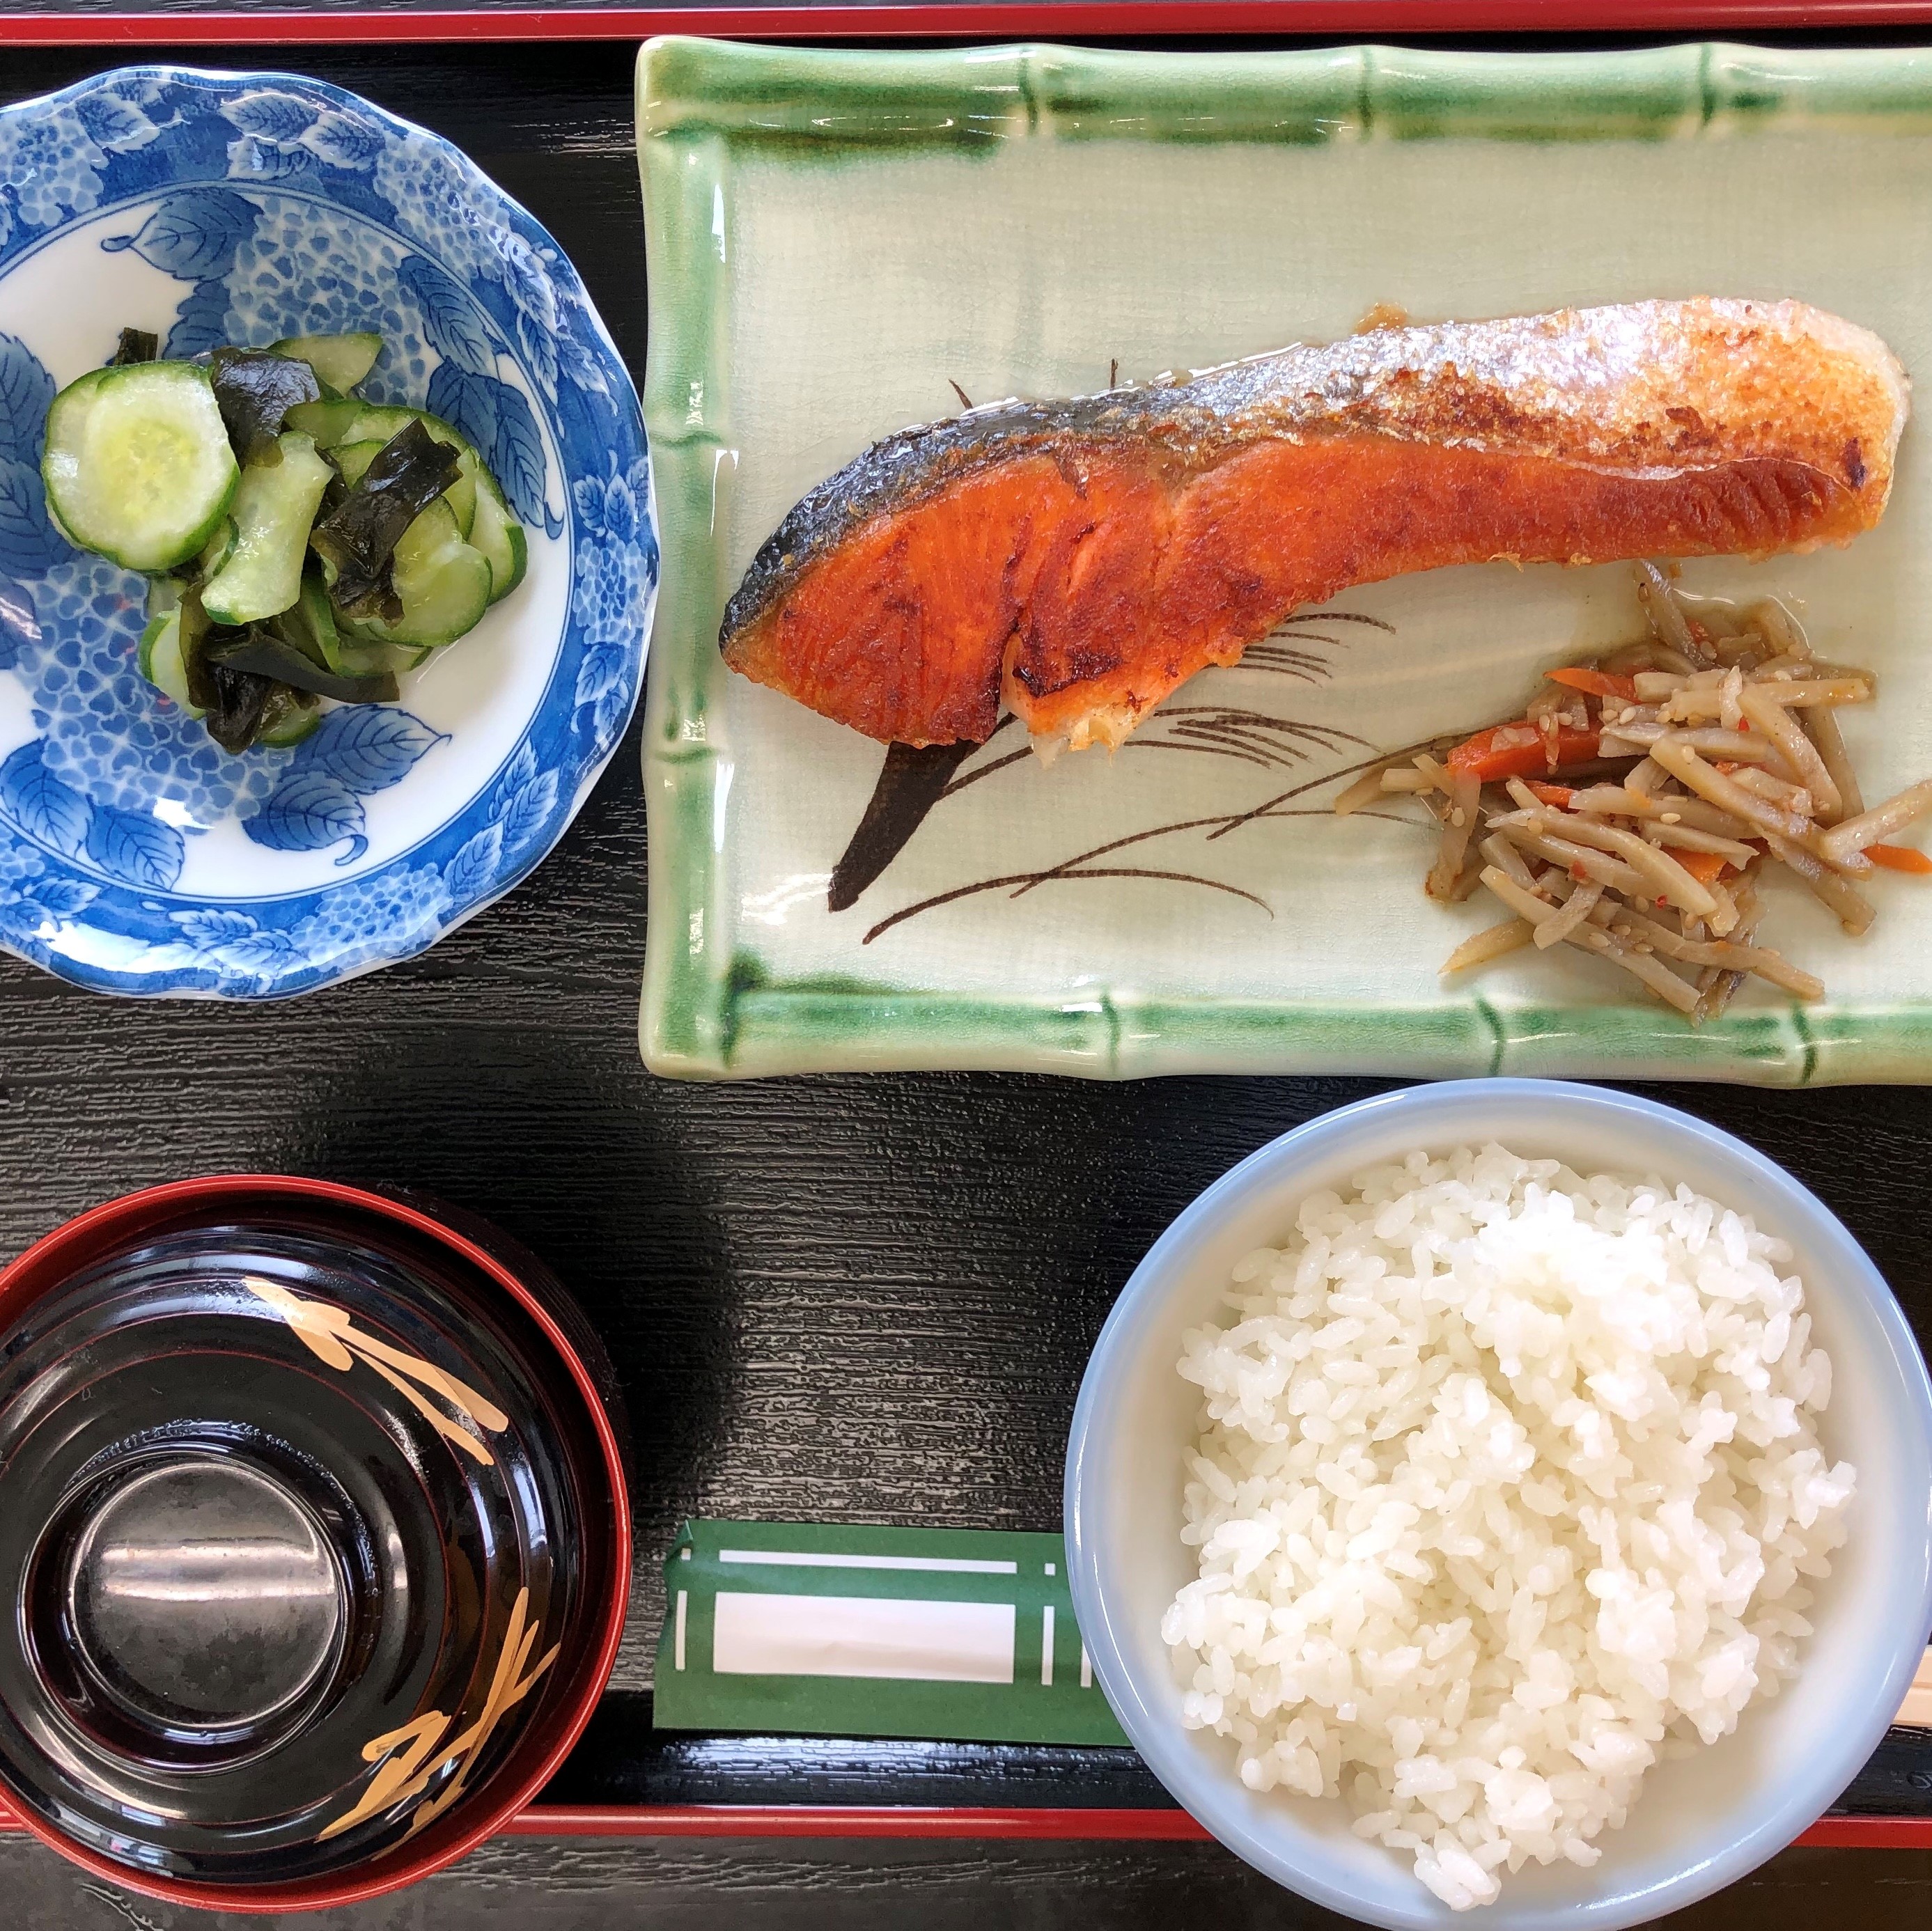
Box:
xmin=269 ymin=331 xmax=382 ymax=394
xmin=333 ymin=636 xmax=435 ymax=677
xmin=301 ymin=569 xmax=341 ymax=669
xmin=145 ymin=576 xmax=182 ymax=620
xmin=42 ymin=362 xmax=239 ymax=572
xmin=335 ymin=405 xmax=476 ymax=459
xmin=256 ymin=688 xmax=322 ymax=748
xmin=283 ymin=398 xmax=365 ymax=448
xmin=201 ymin=432 xmax=336 ymax=627
xmin=338 ymin=499 xmax=491 ymax=650
xmin=136 ymin=611 xmax=167 ymax=682
xmin=137 ymin=607 xmax=203 ymax=717
xmin=467 ymin=471 xmax=527 ymax=604
xmin=444 ymin=457 xmax=476 ymax=540
xmin=258 ymin=711 xmax=321 ymax=749
xmin=194 ymin=517 xmax=237 ymax=584
xmin=45 ymin=498 xmax=81 ymax=551
xmin=293 ymin=401 xmax=480 ymax=468
xmin=331 ymin=439 xmax=384 ymax=488
xmin=395 ymin=500 xmax=490 ymax=646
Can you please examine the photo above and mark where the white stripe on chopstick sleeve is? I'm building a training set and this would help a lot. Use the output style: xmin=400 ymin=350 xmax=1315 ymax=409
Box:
xmin=714 ymin=1592 xmax=1016 ymax=1684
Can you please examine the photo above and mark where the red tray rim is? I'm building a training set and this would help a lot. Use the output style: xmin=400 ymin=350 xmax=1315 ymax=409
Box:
xmin=11 ymin=3 xmax=1932 ymax=49
xmin=0 ymin=1797 xmax=1925 ymax=1846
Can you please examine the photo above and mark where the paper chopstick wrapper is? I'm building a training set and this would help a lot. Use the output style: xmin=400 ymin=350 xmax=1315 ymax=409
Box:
xmin=653 ymin=1521 xmax=1128 ymax=1745
xmin=653 ymin=1522 xmax=1932 ymax=1746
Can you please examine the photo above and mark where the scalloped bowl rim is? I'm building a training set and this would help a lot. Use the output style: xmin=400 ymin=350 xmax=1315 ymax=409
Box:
xmin=0 ymin=65 xmax=653 ymax=1000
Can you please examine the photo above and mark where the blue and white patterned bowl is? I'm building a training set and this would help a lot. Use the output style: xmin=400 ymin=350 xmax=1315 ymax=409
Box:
xmin=0 ymin=67 xmax=654 ymax=997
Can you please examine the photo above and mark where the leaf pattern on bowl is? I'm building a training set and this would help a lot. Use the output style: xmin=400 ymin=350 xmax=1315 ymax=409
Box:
xmin=0 ymin=67 xmax=654 ymax=999
xmin=246 ymin=1272 xmax=510 ymax=1466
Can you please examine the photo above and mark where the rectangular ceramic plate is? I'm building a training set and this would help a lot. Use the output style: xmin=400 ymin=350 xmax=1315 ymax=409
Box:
xmin=639 ymin=36 xmax=1932 ymax=1082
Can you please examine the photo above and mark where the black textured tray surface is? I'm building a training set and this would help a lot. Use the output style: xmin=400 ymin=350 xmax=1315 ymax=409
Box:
xmin=0 ymin=35 xmax=1929 ymax=1931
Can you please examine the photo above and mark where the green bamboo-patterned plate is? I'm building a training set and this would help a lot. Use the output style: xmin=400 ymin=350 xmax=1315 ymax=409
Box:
xmin=636 ymin=37 xmax=1932 ymax=1083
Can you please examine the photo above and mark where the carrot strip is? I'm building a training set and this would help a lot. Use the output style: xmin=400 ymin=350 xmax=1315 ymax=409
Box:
xmin=1662 ymin=847 xmax=1731 ymax=886
xmin=1545 ymin=666 xmax=1638 ymax=701
xmin=1866 ymin=843 xmax=1932 ymax=875
xmin=1525 ymin=781 xmax=1576 ymax=807
xmin=1447 ymin=723 xmax=1600 ymax=784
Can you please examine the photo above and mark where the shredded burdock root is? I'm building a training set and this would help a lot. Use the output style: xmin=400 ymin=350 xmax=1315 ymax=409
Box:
xmin=1339 ymin=564 xmax=1932 ymax=1022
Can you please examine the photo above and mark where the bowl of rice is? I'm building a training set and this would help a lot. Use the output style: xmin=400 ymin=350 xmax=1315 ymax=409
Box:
xmin=1065 ymin=1080 xmax=1932 ymax=1930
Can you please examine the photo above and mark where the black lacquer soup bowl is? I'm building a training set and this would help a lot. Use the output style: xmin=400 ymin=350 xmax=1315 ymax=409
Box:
xmin=0 ymin=1178 xmax=629 ymax=1912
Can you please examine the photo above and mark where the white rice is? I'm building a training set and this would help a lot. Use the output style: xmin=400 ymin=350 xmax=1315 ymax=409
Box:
xmin=1163 ymin=1142 xmax=1855 ymax=1910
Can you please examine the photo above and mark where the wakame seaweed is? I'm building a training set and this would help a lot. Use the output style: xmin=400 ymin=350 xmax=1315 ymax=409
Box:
xmin=110 ymin=329 xmax=158 ymax=366
xmin=333 ymin=558 xmax=404 ymax=625
xmin=209 ymin=347 xmax=322 ymax=464
xmin=202 ymin=659 xmax=276 ymax=755
xmin=183 ymin=611 xmax=217 ymax=714
xmin=272 ymin=569 xmax=345 ymax=669
xmin=190 ymin=613 xmax=325 ymax=754
xmin=311 ymin=420 xmax=460 ymax=597
xmin=205 ymin=627 xmax=399 ymax=704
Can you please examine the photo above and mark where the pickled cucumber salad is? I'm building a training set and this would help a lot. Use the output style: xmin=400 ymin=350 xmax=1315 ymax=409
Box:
xmin=40 ymin=326 xmax=527 ymax=756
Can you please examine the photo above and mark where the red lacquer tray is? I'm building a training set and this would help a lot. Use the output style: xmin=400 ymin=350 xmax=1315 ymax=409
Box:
xmin=0 ymin=0 xmax=1928 ymax=1875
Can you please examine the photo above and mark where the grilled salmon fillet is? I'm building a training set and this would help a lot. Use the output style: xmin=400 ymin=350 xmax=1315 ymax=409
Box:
xmin=721 ymin=299 xmax=1908 ymax=750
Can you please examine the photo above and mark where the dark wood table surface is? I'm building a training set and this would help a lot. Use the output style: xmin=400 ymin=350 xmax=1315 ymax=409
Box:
xmin=1 ymin=27 xmax=1931 ymax=1929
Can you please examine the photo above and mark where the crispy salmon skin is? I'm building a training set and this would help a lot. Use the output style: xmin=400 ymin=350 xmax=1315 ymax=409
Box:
xmin=721 ymin=300 xmax=1908 ymax=750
